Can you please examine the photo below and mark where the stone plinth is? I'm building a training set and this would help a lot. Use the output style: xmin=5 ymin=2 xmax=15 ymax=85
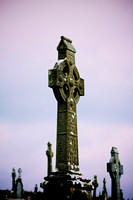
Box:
xmin=40 ymin=36 xmax=92 ymax=199
xmin=41 ymin=171 xmax=92 ymax=200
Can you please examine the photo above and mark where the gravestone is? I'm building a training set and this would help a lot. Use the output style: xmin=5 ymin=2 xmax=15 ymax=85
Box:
xmin=46 ymin=142 xmax=53 ymax=176
xmin=107 ymin=147 xmax=123 ymax=200
xmin=34 ymin=184 xmax=38 ymax=194
xmin=11 ymin=168 xmax=16 ymax=192
xmin=40 ymin=36 xmax=92 ymax=200
xmin=102 ymin=178 xmax=108 ymax=200
xmin=16 ymin=168 xmax=23 ymax=199
xmin=92 ymin=175 xmax=98 ymax=199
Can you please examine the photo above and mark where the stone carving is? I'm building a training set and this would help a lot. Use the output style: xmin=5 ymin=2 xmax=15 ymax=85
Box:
xmin=107 ymin=147 xmax=123 ymax=200
xmin=49 ymin=36 xmax=84 ymax=172
xmin=92 ymin=175 xmax=98 ymax=199
xmin=46 ymin=142 xmax=53 ymax=176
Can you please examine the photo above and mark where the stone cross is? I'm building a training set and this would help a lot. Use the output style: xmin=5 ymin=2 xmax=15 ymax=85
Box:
xmin=11 ymin=168 xmax=16 ymax=191
xmin=34 ymin=184 xmax=38 ymax=193
xmin=18 ymin=168 xmax=22 ymax=178
xmin=48 ymin=36 xmax=84 ymax=172
xmin=46 ymin=142 xmax=53 ymax=176
xmin=92 ymin=175 xmax=98 ymax=199
xmin=107 ymin=147 xmax=123 ymax=200
xmin=102 ymin=178 xmax=108 ymax=200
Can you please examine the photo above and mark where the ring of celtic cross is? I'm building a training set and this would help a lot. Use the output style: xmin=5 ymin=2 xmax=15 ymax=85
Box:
xmin=51 ymin=59 xmax=84 ymax=103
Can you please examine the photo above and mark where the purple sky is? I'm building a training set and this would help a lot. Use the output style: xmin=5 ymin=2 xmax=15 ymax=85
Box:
xmin=0 ymin=0 xmax=133 ymax=198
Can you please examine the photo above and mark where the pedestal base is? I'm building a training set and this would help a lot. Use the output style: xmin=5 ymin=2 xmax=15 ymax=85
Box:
xmin=40 ymin=171 xmax=92 ymax=200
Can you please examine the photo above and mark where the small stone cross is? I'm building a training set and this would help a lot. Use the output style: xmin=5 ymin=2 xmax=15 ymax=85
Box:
xmin=102 ymin=178 xmax=108 ymax=200
xmin=92 ymin=175 xmax=98 ymax=199
xmin=107 ymin=147 xmax=123 ymax=200
xmin=12 ymin=168 xmax=16 ymax=191
xmin=46 ymin=142 xmax=53 ymax=176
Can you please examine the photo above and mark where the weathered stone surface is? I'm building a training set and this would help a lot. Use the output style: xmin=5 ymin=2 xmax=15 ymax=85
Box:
xmin=49 ymin=36 xmax=84 ymax=172
xmin=107 ymin=147 xmax=123 ymax=200
xmin=40 ymin=36 xmax=92 ymax=200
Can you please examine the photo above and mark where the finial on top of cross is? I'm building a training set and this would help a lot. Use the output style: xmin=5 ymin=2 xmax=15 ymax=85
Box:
xmin=49 ymin=36 xmax=84 ymax=104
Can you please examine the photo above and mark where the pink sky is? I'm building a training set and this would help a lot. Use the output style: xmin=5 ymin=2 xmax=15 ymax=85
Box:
xmin=0 ymin=0 xmax=133 ymax=198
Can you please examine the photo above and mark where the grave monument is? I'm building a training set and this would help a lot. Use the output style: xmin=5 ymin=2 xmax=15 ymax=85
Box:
xmin=107 ymin=147 xmax=123 ymax=200
xmin=11 ymin=167 xmax=23 ymax=198
xmin=11 ymin=168 xmax=16 ymax=193
xmin=102 ymin=178 xmax=108 ymax=200
xmin=46 ymin=142 xmax=53 ymax=176
xmin=92 ymin=175 xmax=98 ymax=199
xmin=16 ymin=168 xmax=23 ymax=199
xmin=40 ymin=36 xmax=92 ymax=199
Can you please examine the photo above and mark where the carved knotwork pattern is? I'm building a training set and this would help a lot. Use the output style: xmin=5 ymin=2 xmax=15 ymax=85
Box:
xmin=49 ymin=60 xmax=84 ymax=103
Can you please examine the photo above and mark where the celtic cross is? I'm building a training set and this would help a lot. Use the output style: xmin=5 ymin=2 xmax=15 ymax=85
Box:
xmin=102 ymin=178 xmax=108 ymax=199
xmin=48 ymin=36 xmax=84 ymax=172
xmin=107 ymin=147 xmax=123 ymax=200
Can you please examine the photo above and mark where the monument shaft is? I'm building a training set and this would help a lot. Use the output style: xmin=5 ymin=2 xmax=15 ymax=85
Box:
xmin=56 ymin=100 xmax=78 ymax=171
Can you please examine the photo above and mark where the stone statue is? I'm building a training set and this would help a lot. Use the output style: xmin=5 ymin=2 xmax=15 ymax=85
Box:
xmin=46 ymin=142 xmax=53 ymax=176
xmin=49 ymin=36 xmax=84 ymax=172
xmin=92 ymin=175 xmax=98 ymax=199
xmin=107 ymin=147 xmax=123 ymax=200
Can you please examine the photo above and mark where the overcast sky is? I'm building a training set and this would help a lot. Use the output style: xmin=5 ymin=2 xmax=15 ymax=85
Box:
xmin=0 ymin=0 xmax=133 ymax=198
